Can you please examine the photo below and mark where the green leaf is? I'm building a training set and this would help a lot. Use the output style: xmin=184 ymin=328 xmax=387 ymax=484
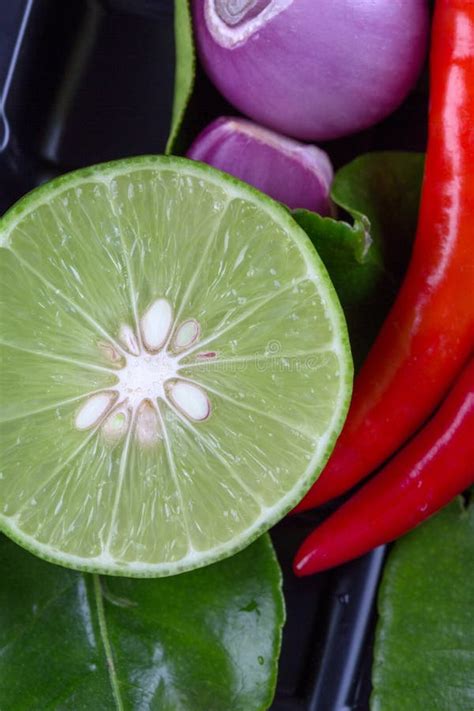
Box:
xmin=294 ymin=152 xmax=424 ymax=367
xmin=372 ymin=496 xmax=474 ymax=711
xmin=165 ymin=0 xmax=195 ymax=155
xmin=333 ymin=152 xmax=424 ymax=284
xmin=293 ymin=208 xmax=382 ymax=368
xmin=0 ymin=534 xmax=284 ymax=711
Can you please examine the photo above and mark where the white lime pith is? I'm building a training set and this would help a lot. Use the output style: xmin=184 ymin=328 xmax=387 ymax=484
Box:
xmin=0 ymin=156 xmax=352 ymax=577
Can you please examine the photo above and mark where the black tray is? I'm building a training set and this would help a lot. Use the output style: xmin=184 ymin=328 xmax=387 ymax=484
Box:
xmin=0 ymin=2 xmax=427 ymax=708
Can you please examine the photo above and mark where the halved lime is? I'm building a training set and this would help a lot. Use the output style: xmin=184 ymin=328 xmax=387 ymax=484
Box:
xmin=0 ymin=156 xmax=352 ymax=576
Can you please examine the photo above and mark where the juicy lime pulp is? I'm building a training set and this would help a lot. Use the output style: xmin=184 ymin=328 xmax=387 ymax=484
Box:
xmin=0 ymin=156 xmax=352 ymax=576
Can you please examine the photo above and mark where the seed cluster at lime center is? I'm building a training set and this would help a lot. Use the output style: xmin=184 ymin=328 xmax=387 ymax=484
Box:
xmin=74 ymin=298 xmax=214 ymax=447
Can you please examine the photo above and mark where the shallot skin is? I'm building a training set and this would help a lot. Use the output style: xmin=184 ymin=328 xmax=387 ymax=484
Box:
xmin=193 ymin=0 xmax=429 ymax=141
xmin=187 ymin=116 xmax=333 ymax=213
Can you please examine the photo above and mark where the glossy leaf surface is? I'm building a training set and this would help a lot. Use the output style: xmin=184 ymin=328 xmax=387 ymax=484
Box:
xmin=166 ymin=0 xmax=195 ymax=155
xmin=294 ymin=152 xmax=424 ymax=366
xmin=372 ymin=497 xmax=474 ymax=711
xmin=0 ymin=534 xmax=284 ymax=711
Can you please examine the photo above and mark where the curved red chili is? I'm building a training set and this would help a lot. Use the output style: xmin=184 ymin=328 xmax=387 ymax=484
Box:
xmin=295 ymin=0 xmax=474 ymax=513
xmin=294 ymin=357 xmax=474 ymax=576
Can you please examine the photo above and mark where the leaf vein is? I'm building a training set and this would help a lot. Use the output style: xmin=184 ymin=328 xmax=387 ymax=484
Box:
xmin=93 ymin=575 xmax=124 ymax=711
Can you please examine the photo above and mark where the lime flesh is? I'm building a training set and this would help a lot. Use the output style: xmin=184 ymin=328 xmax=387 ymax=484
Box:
xmin=0 ymin=156 xmax=352 ymax=576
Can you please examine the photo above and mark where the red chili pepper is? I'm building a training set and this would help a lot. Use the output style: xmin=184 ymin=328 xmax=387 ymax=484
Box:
xmin=295 ymin=0 xmax=474 ymax=513
xmin=294 ymin=357 xmax=474 ymax=576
